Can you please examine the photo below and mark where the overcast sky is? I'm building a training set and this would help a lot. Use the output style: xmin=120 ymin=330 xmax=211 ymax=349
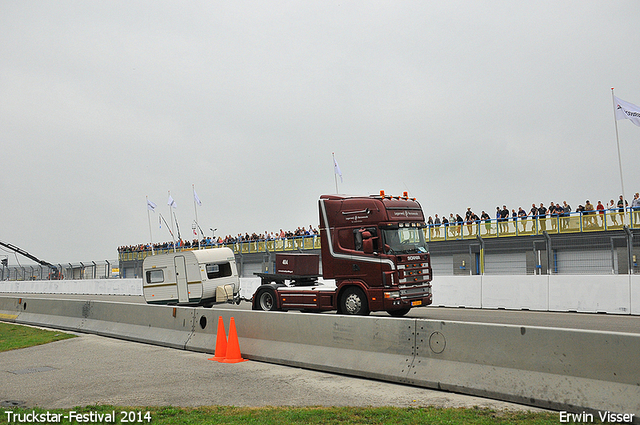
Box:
xmin=2 ymin=1 xmax=640 ymax=265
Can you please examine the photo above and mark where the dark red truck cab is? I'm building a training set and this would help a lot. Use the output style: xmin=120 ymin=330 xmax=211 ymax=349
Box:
xmin=252 ymin=192 xmax=433 ymax=316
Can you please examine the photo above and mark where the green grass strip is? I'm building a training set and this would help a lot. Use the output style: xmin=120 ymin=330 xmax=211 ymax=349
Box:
xmin=0 ymin=406 xmax=562 ymax=425
xmin=0 ymin=322 xmax=75 ymax=352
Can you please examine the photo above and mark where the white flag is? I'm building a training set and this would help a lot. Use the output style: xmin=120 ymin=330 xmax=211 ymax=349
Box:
xmin=147 ymin=199 xmax=157 ymax=212
xmin=194 ymin=189 xmax=202 ymax=206
xmin=168 ymin=195 xmax=177 ymax=209
xmin=614 ymin=96 xmax=640 ymax=127
xmin=334 ymin=157 xmax=343 ymax=182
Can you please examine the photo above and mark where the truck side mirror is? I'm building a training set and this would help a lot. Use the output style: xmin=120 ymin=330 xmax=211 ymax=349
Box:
xmin=363 ymin=238 xmax=374 ymax=254
xmin=361 ymin=231 xmax=374 ymax=254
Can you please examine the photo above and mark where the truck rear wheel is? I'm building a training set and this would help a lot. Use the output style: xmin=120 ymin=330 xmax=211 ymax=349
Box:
xmin=340 ymin=287 xmax=369 ymax=316
xmin=256 ymin=289 xmax=278 ymax=311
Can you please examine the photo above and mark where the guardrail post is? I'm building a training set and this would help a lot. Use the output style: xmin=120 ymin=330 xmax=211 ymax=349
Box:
xmin=624 ymin=225 xmax=634 ymax=275
xmin=476 ymin=235 xmax=485 ymax=275
xmin=543 ymin=231 xmax=553 ymax=275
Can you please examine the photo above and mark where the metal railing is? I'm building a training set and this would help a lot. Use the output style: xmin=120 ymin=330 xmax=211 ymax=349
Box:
xmin=118 ymin=235 xmax=322 ymax=262
xmin=426 ymin=209 xmax=640 ymax=242
xmin=1 ymin=260 xmax=119 ymax=282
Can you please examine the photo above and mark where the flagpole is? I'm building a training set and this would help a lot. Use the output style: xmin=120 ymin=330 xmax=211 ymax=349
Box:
xmin=159 ymin=213 xmax=175 ymax=240
xmin=193 ymin=184 xmax=200 ymax=249
xmin=174 ymin=211 xmax=181 ymax=241
xmin=168 ymin=190 xmax=176 ymax=252
xmin=332 ymin=152 xmax=338 ymax=193
xmin=146 ymin=196 xmax=155 ymax=255
xmin=611 ymin=88 xmax=628 ymax=226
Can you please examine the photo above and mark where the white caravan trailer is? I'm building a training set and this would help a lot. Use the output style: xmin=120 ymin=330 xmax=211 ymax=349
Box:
xmin=142 ymin=248 xmax=239 ymax=307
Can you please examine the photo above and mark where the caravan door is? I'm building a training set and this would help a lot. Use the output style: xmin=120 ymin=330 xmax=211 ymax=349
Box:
xmin=174 ymin=255 xmax=189 ymax=303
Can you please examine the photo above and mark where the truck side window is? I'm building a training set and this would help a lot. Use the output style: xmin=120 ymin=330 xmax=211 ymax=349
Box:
xmin=353 ymin=228 xmax=379 ymax=252
xmin=354 ymin=230 xmax=363 ymax=251
xmin=146 ymin=269 xmax=164 ymax=284
xmin=206 ymin=262 xmax=232 ymax=279
xmin=367 ymin=228 xmax=379 ymax=251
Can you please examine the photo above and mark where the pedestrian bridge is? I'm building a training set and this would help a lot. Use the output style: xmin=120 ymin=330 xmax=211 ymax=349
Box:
xmin=118 ymin=209 xmax=640 ymax=261
xmin=428 ymin=209 xmax=639 ymax=241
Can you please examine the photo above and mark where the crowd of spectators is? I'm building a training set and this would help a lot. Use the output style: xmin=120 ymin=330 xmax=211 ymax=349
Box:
xmin=426 ymin=193 xmax=640 ymax=235
xmin=118 ymin=225 xmax=319 ymax=254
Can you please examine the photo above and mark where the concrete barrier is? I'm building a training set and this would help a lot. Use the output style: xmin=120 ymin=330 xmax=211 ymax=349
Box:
xmin=431 ymin=274 xmax=636 ymax=315
xmin=7 ymin=297 xmax=92 ymax=331
xmin=406 ymin=320 xmax=639 ymax=416
xmin=630 ymin=274 xmax=640 ymax=316
xmin=0 ymin=297 xmax=194 ymax=350
xmin=431 ymin=276 xmax=482 ymax=308
xmin=189 ymin=309 xmax=417 ymax=384
xmin=1 ymin=295 xmax=638 ymax=418
xmin=481 ymin=275 xmax=549 ymax=310
xmin=79 ymin=301 xmax=195 ymax=350
xmin=239 ymin=277 xmax=261 ymax=300
xmin=0 ymin=296 xmax=21 ymax=320
xmin=4 ymin=274 xmax=639 ymax=315
xmin=0 ymin=278 xmax=143 ymax=295
xmin=549 ymin=274 xmax=631 ymax=314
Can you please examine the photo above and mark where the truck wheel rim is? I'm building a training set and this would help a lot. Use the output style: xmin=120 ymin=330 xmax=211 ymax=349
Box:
xmin=260 ymin=293 xmax=273 ymax=310
xmin=345 ymin=294 xmax=361 ymax=314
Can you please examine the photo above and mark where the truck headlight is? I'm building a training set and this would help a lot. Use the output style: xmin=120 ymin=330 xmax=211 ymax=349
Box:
xmin=384 ymin=291 xmax=400 ymax=299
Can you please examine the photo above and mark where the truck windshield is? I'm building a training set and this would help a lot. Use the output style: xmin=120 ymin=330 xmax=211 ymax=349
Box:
xmin=382 ymin=227 xmax=427 ymax=254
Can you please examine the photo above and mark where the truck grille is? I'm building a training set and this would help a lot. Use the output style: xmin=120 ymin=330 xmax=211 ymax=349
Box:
xmin=397 ymin=262 xmax=431 ymax=285
xmin=399 ymin=286 xmax=431 ymax=297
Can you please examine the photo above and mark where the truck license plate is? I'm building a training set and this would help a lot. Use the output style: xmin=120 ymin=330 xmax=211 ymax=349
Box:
xmin=411 ymin=300 xmax=422 ymax=307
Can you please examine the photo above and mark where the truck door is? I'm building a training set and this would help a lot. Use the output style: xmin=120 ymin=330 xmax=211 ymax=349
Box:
xmin=353 ymin=227 xmax=384 ymax=288
xmin=174 ymin=255 xmax=189 ymax=303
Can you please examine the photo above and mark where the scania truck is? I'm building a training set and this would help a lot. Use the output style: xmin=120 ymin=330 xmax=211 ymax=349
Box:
xmin=252 ymin=191 xmax=432 ymax=316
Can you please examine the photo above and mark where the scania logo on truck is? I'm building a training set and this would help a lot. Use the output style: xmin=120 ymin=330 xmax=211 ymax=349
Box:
xmin=407 ymin=255 xmax=421 ymax=261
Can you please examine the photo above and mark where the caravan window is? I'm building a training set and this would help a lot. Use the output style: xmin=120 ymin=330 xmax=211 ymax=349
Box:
xmin=206 ymin=262 xmax=232 ymax=279
xmin=146 ymin=269 xmax=164 ymax=284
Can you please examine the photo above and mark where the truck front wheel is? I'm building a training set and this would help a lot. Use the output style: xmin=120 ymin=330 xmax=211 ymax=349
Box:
xmin=255 ymin=289 xmax=278 ymax=311
xmin=340 ymin=287 xmax=369 ymax=316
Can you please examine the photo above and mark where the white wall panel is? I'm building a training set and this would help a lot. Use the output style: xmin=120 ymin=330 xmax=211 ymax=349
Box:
xmin=548 ymin=274 xmax=630 ymax=314
xmin=482 ymin=275 xmax=549 ymax=310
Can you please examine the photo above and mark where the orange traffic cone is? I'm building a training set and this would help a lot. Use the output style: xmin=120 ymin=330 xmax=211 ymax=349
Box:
xmin=208 ymin=316 xmax=227 ymax=362
xmin=220 ymin=317 xmax=248 ymax=363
